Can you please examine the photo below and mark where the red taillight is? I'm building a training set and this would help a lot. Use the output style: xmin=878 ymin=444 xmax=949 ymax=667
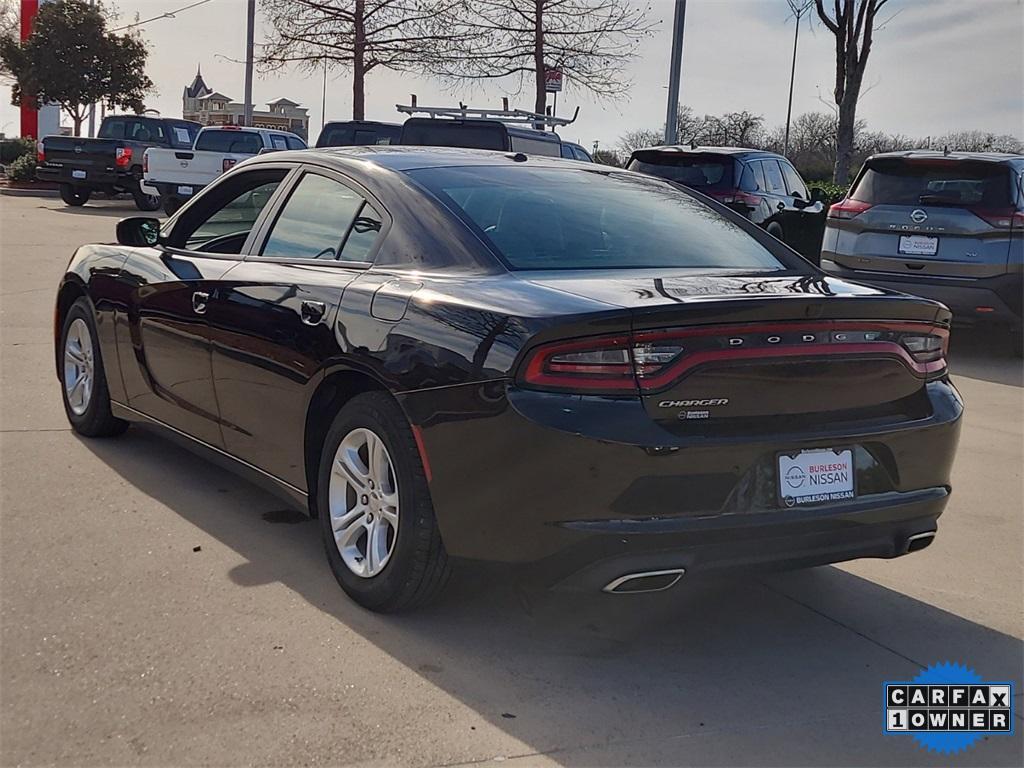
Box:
xmin=519 ymin=322 xmax=949 ymax=394
xmin=970 ymin=207 xmax=1024 ymax=229
xmin=827 ymin=198 xmax=873 ymax=219
xmin=707 ymin=190 xmax=762 ymax=209
xmin=115 ymin=146 xmax=133 ymax=168
xmin=222 ymin=157 xmax=238 ymax=173
xmin=36 ymin=140 xmax=45 ymax=164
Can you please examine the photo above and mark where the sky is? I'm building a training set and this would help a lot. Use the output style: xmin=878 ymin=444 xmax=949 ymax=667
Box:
xmin=2 ymin=0 xmax=1022 ymax=150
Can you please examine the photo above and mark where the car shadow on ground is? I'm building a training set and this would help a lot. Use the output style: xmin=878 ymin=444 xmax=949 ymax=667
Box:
xmin=80 ymin=427 xmax=1023 ymax=767
xmin=948 ymin=327 xmax=1022 ymax=388
xmin=41 ymin=201 xmax=158 ymax=218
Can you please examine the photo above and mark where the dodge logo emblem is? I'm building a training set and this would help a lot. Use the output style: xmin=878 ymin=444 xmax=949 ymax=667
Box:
xmin=910 ymin=209 xmax=928 ymax=224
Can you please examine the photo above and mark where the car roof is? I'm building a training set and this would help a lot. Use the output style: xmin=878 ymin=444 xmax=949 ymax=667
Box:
xmin=866 ymin=150 xmax=1024 ymax=168
xmin=630 ymin=145 xmax=787 ymax=162
xmin=248 ymin=145 xmax=598 ymax=173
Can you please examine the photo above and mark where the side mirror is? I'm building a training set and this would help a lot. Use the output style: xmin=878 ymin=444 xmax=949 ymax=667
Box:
xmin=117 ymin=217 xmax=161 ymax=247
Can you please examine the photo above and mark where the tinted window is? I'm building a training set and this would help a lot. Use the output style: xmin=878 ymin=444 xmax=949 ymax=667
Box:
xmin=627 ymin=152 xmax=734 ymax=190
xmin=99 ymin=118 xmax=166 ymax=143
xmin=560 ymin=144 xmax=575 ymax=159
xmin=410 ymin=166 xmax=786 ymax=271
xmin=851 ymin=159 xmax=1013 ymax=207
xmin=285 ymin=135 xmax=306 ymax=150
xmin=172 ymin=170 xmax=287 ymax=253
xmin=339 ymin=201 xmax=385 ymax=262
xmin=746 ymin=161 xmax=767 ymax=192
xmin=780 ymin=162 xmax=808 ymax=199
xmin=572 ymin=146 xmax=593 ymax=162
xmin=318 ymin=123 xmax=399 ymax=147
xmin=261 ymin=174 xmax=366 ymax=260
xmin=760 ymin=160 xmax=787 ymax=194
xmin=195 ymin=130 xmax=263 ymax=154
xmin=509 ymin=133 xmax=561 ymax=157
xmin=269 ymin=134 xmax=288 ymax=150
xmin=400 ymin=119 xmax=508 ymax=151
xmin=167 ymin=123 xmax=198 ymax=149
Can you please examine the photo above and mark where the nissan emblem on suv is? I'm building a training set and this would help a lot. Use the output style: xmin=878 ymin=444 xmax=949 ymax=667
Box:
xmin=910 ymin=209 xmax=928 ymax=223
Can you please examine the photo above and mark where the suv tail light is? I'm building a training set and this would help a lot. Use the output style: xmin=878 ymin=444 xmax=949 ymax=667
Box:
xmin=970 ymin=207 xmax=1024 ymax=229
xmin=222 ymin=157 xmax=238 ymax=173
xmin=36 ymin=140 xmax=45 ymax=164
xmin=115 ymin=146 xmax=133 ymax=168
xmin=827 ymin=198 xmax=873 ymax=219
xmin=707 ymin=190 xmax=762 ymax=209
xmin=519 ymin=322 xmax=949 ymax=394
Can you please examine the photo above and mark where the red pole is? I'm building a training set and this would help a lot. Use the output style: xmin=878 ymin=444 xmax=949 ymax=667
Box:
xmin=19 ymin=0 xmax=39 ymax=139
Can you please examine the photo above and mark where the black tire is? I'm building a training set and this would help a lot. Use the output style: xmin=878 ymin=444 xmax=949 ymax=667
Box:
xmin=317 ymin=392 xmax=451 ymax=612
xmin=132 ymin=185 xmax=161 ymax=212
xmin=163 ymin=196 xmax=182 ymax=216
xmin=766 ymin=222 xmax=784 ymax=241
xmin=59 ymin=184 xmax=90 ymax=207
xmin=58 ymin=298 xmax=128 ymax=438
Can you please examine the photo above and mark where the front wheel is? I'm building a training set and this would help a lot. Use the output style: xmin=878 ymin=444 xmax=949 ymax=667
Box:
xmin=318 ymin=392 xmax=450 ymax=612
xmin=59 ymin=298 xmax=128 ymax=437
xmin=59 ymin=184 xmax=90 ymax=207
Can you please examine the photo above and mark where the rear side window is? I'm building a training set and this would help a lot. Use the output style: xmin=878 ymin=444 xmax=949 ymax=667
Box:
xmin=269 ymin=134 xmax=288 ymax=150
xmin=739 ymin=161 xmax=766 ymax=192
xmin=167 ymin=123 xmax=198 ymax=149
xmin=627 ymin=152 xmax=734 ymax=189
xmin=851 ymin=160 xmax=1013 ymax=207
xmin=760 ymin=160 xmax=787 ymax=194
xmin=409 ymin=166 xmax=787 ymax=271
xmin=509 ymin=133 xmax=561 ymax=157
xmin=195 ymin=130 xmax=263 ymax=154
xmin=261 ymin=173 xmax=382 ymax=262
xmin=285 ymin=135 xmax=306 ymax=150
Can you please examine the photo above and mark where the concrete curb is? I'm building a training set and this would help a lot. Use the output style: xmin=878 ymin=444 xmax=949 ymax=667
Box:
xmin=0 ymin=186 xmax=60 ymax=198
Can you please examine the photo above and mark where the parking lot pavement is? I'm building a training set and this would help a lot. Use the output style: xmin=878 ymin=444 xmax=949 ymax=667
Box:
xmin=1 ymin=194 xmax=1021 ymax=767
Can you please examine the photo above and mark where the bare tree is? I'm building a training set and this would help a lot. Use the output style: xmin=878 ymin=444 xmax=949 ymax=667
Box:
xmin=440 ymin=0 xmax=656 ymax=117
xmin=815 ymin=0 xmax=889 ymax=183
xmin=259 ymin=0 xmax=468 ymax=121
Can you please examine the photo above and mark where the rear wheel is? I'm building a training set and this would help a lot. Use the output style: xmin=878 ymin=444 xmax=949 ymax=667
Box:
xmin=59 ymin=184 xmax=89 ymax=207
xmin=59 ymin=298 xmax=128 ymax=437
xmin=318 ymin=392 xmax=450 ymax=612
xmin=766 ymin=222 xmax=784 ymax=241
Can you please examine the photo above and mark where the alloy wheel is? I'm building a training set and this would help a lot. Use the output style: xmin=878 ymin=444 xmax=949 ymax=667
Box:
xmin=63 ymin=318 xmax=94 ymax=416
xmin=328 ymin=427 xmax=400 ymax=578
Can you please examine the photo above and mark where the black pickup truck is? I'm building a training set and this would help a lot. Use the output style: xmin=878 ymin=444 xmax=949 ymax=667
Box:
xmin=37 ymin=115 xmax=200 ymax=210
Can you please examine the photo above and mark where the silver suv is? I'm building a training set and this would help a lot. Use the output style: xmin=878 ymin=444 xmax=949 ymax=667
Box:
xmin=821 ymin=151 xmax=1023 ymax=355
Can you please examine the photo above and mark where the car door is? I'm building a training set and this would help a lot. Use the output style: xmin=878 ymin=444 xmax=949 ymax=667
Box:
xmin=758 ymin=159 xmax=792 ymax=236
xmin=119 ymin=166 xmax=292 ymax=446
xmin=779 ymin=159 xmax=826 ymax=259
xmin=209 ymin=166 xmax=389 ymax=489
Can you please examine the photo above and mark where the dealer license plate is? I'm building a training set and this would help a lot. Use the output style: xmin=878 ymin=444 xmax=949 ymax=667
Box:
xmin=778 ymin=448 xmax=855 ymax=507
xmin=177 ymin=185 xmax=193 ymax=196
xmin=898 ymin=235 xmax=938 ymax=256
xmin=71 ymin=170 xmax=87 ymax=179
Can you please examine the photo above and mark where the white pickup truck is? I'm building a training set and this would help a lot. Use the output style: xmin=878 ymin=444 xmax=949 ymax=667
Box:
xmin=143 ymin=126 xmax=306 ymax=214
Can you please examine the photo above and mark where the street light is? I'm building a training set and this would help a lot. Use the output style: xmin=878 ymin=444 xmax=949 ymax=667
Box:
xmin=783 ymin=0 xmax=813 ymax=157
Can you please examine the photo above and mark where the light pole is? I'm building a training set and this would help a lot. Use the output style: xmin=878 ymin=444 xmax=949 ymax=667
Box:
xmin=243 ymin=0 xmax=255 ymax=127
xmin=783 ymin=0 xmax=813 ymax=156
xmin=664 ymin=0 xmax=687 ymax=146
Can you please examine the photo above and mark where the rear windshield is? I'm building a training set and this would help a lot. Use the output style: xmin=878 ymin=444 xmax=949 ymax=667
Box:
xmin=317 ymin=123 xmax=400 ymax=147
xmin=851 ymin=159 xmax=1014 ymax=207
xmin=408 ymin=166 xmax=786 ymax=271
xmin=401 ymin=120 xmax=509 ymax=151
xmin=99 ymin=117 xmax=192 ymax=146
xmin=626 ymin=152 xmax=734 ymax=190
xmin=195 ymin=130 xmax=263 ymax=154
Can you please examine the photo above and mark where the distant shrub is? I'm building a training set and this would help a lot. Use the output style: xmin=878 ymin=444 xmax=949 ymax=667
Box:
xmin=807 ymin=180 xmax=849 ymax=204
xmin=0 ymin=137 xmax=35 ymax=165
xmin=5 ymin=153 xmax=38 ymax=182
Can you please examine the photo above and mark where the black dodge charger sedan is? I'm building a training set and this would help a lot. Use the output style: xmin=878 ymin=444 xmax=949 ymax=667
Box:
xmin=55 ymin=147 xmax=963 ymax=612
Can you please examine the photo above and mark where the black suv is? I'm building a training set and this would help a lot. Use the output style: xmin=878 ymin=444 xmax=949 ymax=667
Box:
xmin=315 ymin=120 xmax=403 ymax=148
xmin=627 ymin=146 xmax=826 ymax=259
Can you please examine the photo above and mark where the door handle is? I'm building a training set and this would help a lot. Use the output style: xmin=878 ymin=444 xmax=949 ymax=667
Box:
xmin=300 ymin=300 xmax=326 ymax=326
xmin=192 ymin=291 xmax=209 ymax=315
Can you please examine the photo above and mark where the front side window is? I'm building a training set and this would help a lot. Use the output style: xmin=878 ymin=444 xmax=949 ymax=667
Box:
xmin=285 ymin=135 xmax=307 ymax=150
xmin=780 ymin=162 xmax=809 ymax=199
xmin=170 ymin=170 xmax=287 ymax=253
xmin=261 ymin=173 xmax=381 ymax=262
xmin=410 ymin=166 xmax=787 ymax=271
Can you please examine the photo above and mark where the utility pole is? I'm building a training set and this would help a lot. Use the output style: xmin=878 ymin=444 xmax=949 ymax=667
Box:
xmin=322 ymin=59 xmax=328 ymax=130
xmin=87 ymin=0 xmax=96 ymax=137
xmin=664 ymin=0 xmax=687 ymax=146
xmin=783 ymin=0 xmax=812 ymax=156
xmin=243 ymin=0 xmax=255 ymax=127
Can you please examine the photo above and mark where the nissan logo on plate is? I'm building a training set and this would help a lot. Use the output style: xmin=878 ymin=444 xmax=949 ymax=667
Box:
xmin=910 ymin=209 xmax=928 ymax=224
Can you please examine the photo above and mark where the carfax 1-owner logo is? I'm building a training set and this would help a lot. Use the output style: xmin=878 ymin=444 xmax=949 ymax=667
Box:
xmin=884 ymin=662 xmax=1015 ymax=754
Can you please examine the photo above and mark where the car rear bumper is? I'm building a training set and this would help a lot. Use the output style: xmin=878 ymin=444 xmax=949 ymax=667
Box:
xmin=36 ymin=164 xmax=134 ymax=188
xmin=147 ymin=180 xmax=204 ymax=201
xmin=401 ymin=379 xmax=963 ymax=583
xmin=821 ymin=258 xmax=1023 ymax=328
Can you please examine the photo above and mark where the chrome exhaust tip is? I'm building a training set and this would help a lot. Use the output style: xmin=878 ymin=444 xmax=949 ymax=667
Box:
xmin=906 ymin=530 xmax=936 ymax=553
xmin=602 ymin=568 xmax=686 ymax=594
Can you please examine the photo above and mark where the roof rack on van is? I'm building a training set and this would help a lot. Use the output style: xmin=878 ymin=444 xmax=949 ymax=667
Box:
xmin=396 ymin=94 xmax=579 ymax=128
